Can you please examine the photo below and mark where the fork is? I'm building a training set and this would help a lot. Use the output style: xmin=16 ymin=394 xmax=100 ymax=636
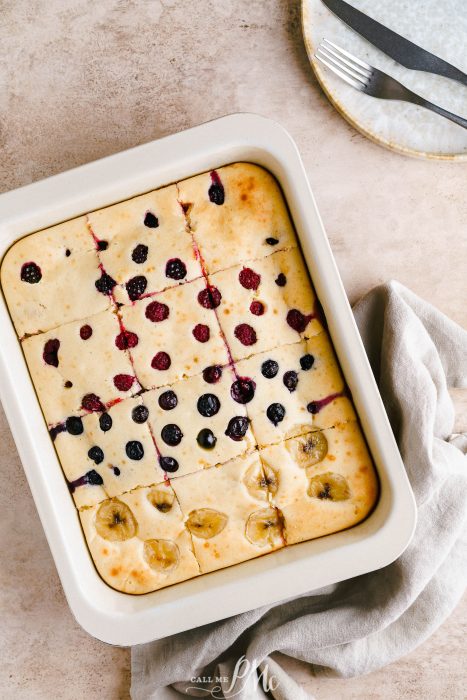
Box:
xmin=315 ymin=39 xmax=467 ymax=130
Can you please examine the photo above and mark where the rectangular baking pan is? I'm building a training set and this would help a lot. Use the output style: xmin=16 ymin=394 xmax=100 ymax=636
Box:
xmin=0 ymin=114 xmax=416 ymax=646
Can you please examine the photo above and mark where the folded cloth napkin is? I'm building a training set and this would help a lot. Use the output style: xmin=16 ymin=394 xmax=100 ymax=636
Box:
xmin=131 ymin=281 xmax=467 ymax=700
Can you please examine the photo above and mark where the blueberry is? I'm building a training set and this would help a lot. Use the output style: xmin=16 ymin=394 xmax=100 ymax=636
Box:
xmin=64 ymin=380 xmax=73 ymax=388
xmin=197 ymin=428 xmax=217 ymax=449
xmin=267 ymin=403 xmax=286 ymax=426
xmin=132 ymin=243 xmax=149 ymax=264
xmin=202 ymin=365 xmax=223 ymax=384
xmin=95 ymin=272 xmax=116 ymax=295
xmin=66 ymin=416 xmax=84 ymax=435
xmin=161 ymin=424 xmax=183 ymax=446
xmin=99 ymin=412 xmax=113 ymax=432
xmin=86 ymin=469 xmax=103 ymax=486
xmin=197 ymin=393 xmax=221 ymax=417
xmin=49 ymin=423 xmax=66 ymax=441
xmin=275 ymin=273 xmax=287 ymax=287
xmin=307 ymin=401 xmax=320 ymax=414
xmin=43 ymin=338 xmax=60 ymax=367
xmin=65 ymin=248 xmax=71 ymax=257
xmin=88 ymin=446 xmax=104 ymax=464
xmin=144 ymin=211 xmax=159 ymax=228
xmin=283 ymin=370 xmax=298 ymax=392
xmin=265 ymin=237 xmax=279 ymax=246
xmin=225 ymin=416 xmax=249 ymax=441
xmin=113 ymin=467 xmax=121 ymax=476
xmin=97 ymin=240 xmax=108 ymax=251
xmin=20 ymin=262 xmax=42 ymax=284
xmin=158 ymin=390 xmax=178 ymax=410
xmin=208 ymin=171 xmax=225 ymax=205
xmin=261 ymin=359 xmax=279 ymax=379
xmin=230 ymin=378 xmax=256 ymax=404
xmin=132 ymin=405 xmax=149 ymax=423
xmin=125 ymin=440 xmax=144 ymax=460
xmin=126 ymin=275 xmax=147 ymax=301
xmin=300 ymin=354 xmax=315 ymax=371
xmin=159 ymin=455 xmax=179 ymax=472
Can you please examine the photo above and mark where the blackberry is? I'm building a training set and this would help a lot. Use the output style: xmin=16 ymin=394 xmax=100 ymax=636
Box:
xmin=95 ymin=272 xmax=116 ymax=295
xmin=165 ymin=258 xmax=187 ymax=280
xmin=144 ymin=211 xmax=159 ymax=228
xmin=132 ymin=243 xmax=149 ymax=264
xmin=20 ymin=262 xmax=42 ymax=283
xmin=126 ymin=275 xmax=147 ymax=301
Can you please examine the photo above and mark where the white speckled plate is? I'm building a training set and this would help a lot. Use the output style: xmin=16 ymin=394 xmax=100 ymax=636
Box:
xmin=302 ymin=0 xmax=467 ymax=160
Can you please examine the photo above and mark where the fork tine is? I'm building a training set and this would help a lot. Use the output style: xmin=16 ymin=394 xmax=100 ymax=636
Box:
xmin=319 ymin=42 xmax=371 ymax=79
xmin=316 ymin=48 xmax=368 ymax=86
xmin=323 ymin=39 xmax=371 ymax=71
xmin=314 ymin=52 xmax=364 ymax=90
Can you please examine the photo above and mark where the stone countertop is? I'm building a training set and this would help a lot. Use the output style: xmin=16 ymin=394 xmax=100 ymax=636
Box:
xmin=0 ymin=1 xmax=465 ymax=698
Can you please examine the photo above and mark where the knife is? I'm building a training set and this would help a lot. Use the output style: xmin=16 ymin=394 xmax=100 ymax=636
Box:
xmin=321 ymin=0 xmax=467 ymax=87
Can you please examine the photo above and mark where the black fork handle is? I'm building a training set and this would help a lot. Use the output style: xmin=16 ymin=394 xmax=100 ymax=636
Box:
xmin=408 ymin=90 xmax=467 ymax=130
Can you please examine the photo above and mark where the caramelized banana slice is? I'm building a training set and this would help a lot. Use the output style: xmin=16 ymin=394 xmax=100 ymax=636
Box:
xmin=244 ymin=462 xmax=279 ymax=501
xmin=245 ymin=507 xmax=283 ymax=547
xmin=147 ymin=486 xmax=175 ymax=513
xmin=307 ymin=472 xmax=350 ymax=501
xmin=95 ymin=498 xmax=137 ymax=541
xmin=288 ymin=431 xmax=328 ymax=468
xmin=185 ymin=508 xmax=228 ymax=539
xmin=143 ymin=539 xmax=180 ymax=573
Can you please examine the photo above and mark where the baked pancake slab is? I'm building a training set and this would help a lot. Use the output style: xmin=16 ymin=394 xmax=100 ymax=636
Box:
xmin=210 ymin=248 xmax=323 ymax=361
xmin=259 ymin=422 xmax=378 ymax=545
xmin=80 ymin=482 xmax=200 ymax=594
xmin=1 ymin=216 xmax=110 ymax=337
xmin=119 ymin=277 xmax=230 ymax=390
xmin=22 ymin=308 xmax=139 ymax=426
xmin=144 ymin=365 xmax=255 ymax=478
xmin=235 ymin=333 xmax=356 ymax=447
xmin=88 ymin=187 xmax=202 ymax=304
xmin=177 ymin=163 xmax=297 ymax=273
xmin=53 ymin=396 xmax=160 ymax=508
xmin=171 ymin=452 xmax=284 ymax=573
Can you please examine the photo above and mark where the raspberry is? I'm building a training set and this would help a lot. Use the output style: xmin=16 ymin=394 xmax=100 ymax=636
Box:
xmin=225 ymin=416 xmax=249 ymax=441
xmin=300 ymin=354 xmax=314 ymax=371
xmin=165 ymin=258 xmax=187 ymax=280
xmin=115 ymin=330 xmax=139 ymax=350
xmin=231 ymin=378 xmax=256 ymax=404
xmin=81 ymin=394 xmax=105 ymax=412
xmin=197 ymin=393 xmax=221 ymax=417
xmin=144 ymin=211 xmax=159 ymax=228
xmin=286 ymin=309 xmax=312 ymax=333
xmin=275 ymin=273 xmax=287 ymax=287
xmin=126 ymin=275 xmax=147 ymax=301
xmin=192 ymin=324 xmax=210 ymax=343
xmin=43 ymin=338 xmax=60 ymax=367
xmin=79 ymin=324 xmax=93 ymax=340
xmin=95 ymin=272 xmax=116 ymax=295
xmin=161 ymin=423 xmax=183 ymax=446
xmin=158 ymin=390 xmax=178 ymax=410
xmin=239 ymin=267 xmax=261 ymax=290
xmin=132 ymin=243 xmax=148 ymax=264
xmin=145 ymin=301 xmax=169 ymax=322
xmin=159 ymin=456 xmax=179 ymax=472
xmin=267 ymin=402 xmax=286 ymax=426
xmin=151 ymin=351 xmax=171 ymax=370
xmin=113 ymin=374 xmax=135 ymax=391
xmin=208 ymin=170 xmax=224 ymax=205
xmin=283 ymin=370 xmax=298 ymax=392
xmin=132 ymin=405 xmax=149 ymax=423
xmin=234 ymin=323 xmax=257 ymax=346
xmin=197 ymin=286 xmax=222 ymax=309
xmin=202 ymin=365 xmax=223 ymax=384
xmin=88 ymin=446 xmax=104 ymax=464
xmin=126 ymin=440 xmax=144 ymax=460
xmin=261 ymin=359 xmax=279 ymax=379
xmin=20 ymin=262 xmax=42 ymax=283
xmin=249 ymin=301 xmax=265 ymax=316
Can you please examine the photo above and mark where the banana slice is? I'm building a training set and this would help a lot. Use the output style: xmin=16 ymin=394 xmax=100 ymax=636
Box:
xmin=143 ymin=539 xmax=180 ymax=573
xmin=288 ymin=431 xmax=328 ymax=468
xmin=245 ymin=507 xmax=283 ymax=547
xmin=244 ymin=462 xmax=279 ymax=501
xmin=147 ymin=486 xmax=175 ymax=513
xmin=95 ymin=498 xmax=137 ymax=541
xmin=307 ymin=472 xmax=350 ymax=501
xmin=185 ymin=508 xmax=228 ymax=539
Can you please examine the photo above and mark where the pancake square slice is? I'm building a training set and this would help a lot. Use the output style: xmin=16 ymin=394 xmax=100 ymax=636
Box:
xmin=171 ymin=452 xmax=285 ymax=573
xmin=80 ymin=482 xmax=200 ymax=594
xmin=22 ymin=308 xmax=139 ymax=426
xmin=88 ymin=187 xmax=202 ymax=304
xmin=144 ymin=365 xmax=255 ymax=478
xmin=1 ymin=216 xmax=111 ymax=337
xmin=177 ymin=163 xmax=297 ymax=273
xmin=234 ymin=333 xmax=356 ymax=447
xmin=119 ymin=277 xmax=229 ymax=390
xmin=209 ymin=248 xmax=323 ymax=361
xmin=259 ymin=422 xmax=379 ymax=545
xmin=53 ymin=396 xmax=160 ymax=509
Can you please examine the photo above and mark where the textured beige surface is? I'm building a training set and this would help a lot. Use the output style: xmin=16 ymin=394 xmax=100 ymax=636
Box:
xmin=0 ymin=1 xmax=465 ymax=698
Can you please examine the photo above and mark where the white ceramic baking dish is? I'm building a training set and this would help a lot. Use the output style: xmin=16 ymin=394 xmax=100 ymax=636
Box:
xmin=0 ymin=114 xmax=416 ymax=646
